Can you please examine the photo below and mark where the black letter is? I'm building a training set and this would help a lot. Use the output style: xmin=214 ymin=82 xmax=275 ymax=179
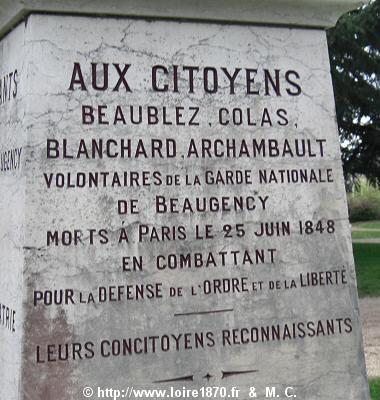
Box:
xmin=69 ymin=63 xmax=86 ymax=90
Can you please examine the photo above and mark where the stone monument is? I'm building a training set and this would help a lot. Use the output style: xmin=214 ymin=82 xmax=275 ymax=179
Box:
xmin=0 ymin=1 xmax=370 ymax=399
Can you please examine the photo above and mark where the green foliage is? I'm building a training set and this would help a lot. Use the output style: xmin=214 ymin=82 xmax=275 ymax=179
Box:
xmin=370 ymin=378 xmax=380 ymax=400
xmin=348 ymin=179 xmax=380 ymax=221
xmin=327 ymin=1 xmax=380 ymax=186
xmin=353 ymin=243 xmax=380 ymax=297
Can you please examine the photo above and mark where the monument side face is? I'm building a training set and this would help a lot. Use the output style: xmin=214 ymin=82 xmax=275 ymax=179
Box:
xmin=17 ymin=13 xmax=369 ymax=400
xmin=0 ymin=22 xmax=27 ymax=400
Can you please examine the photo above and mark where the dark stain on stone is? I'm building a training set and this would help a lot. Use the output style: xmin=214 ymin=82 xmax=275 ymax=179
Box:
xmin=21 ymin=283 xmax=77 ymax=400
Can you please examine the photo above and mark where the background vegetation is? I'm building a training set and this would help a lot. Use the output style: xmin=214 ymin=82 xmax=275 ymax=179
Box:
xmin=328 ymin=0 xmax=380 ymax=188
xmin=370 ymin=378 xmax=380 ymax=400
xmin=348 ymin=179 xmax=380 ymax=221
xmin=353 ymin=243 xmax=380 ymax=297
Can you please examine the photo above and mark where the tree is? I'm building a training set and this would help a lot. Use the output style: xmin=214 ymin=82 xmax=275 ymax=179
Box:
xmin=327 ymin=0 xmax=380 ymax=188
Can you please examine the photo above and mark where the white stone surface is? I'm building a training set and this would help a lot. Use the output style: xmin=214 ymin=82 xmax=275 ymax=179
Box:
xmin=0 ymin=13 xmax=370 ymax=400
xmin=0 ymin=21 xmax=27 ymax=400
xmin=0 ymin=0 xmax=364 ymax=40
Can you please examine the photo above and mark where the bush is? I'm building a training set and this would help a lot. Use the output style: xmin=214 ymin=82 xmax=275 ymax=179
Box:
xmin=348 ymin=178 xmax=380 ymax=222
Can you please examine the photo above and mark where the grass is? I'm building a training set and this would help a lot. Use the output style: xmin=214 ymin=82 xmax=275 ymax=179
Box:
xmin=370 ymin=378 xmax=380 ymax=400
xmin=352 ymin=231 xmax=380 ymax=239
xmin=353 ymin=221 xmax=380 ymax=230
xmin=353 ymin=243 xmax=380 ymax=297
